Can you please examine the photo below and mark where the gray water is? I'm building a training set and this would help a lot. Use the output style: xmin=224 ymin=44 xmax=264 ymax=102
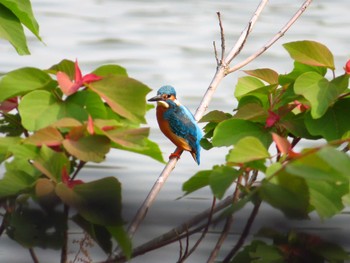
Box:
xmin=1 ymin=0 xmax=350 ymax=262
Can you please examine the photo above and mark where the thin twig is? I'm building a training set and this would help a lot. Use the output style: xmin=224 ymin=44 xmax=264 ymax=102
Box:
xmin=226 ymin=0 xmax=313 ymax=74
xmin=179 ymin=197 xmax=216 ymax=262
xmin=29 ymin=248 xmax=39 ymax=263
xmin=207 ymin=176 xmax=242 ymax=263
xmin=213 ymin=41 xmax=220 ymax=66
xmin=217 ymin=12 xmax=226 ymax=64
xmin=222 ymin=200 xmax=262 ymax=263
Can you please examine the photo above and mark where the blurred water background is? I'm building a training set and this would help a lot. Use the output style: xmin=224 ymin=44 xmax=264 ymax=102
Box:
xmin=0 ymin=0 xmax=350 ymax=262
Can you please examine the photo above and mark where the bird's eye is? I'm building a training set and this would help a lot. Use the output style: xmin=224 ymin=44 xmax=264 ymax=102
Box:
xmin=167 ymin=94 xmax=171 ymax=98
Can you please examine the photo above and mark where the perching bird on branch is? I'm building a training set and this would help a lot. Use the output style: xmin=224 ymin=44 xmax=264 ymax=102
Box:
xmin=148 ymin=85 xmax=202 ymax=165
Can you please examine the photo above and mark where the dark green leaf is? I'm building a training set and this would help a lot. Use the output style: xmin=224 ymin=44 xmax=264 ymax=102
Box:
xmin=47 ymin=59 xmax=75 ymax=79
xmin=55 ymin=177 xmax=123 ymax=226
xmin=279 ymin=62 xmax=327 ymax=85
xmin=107 ymin=225 xmax=132 ymax=260
xmin=199 ymin=110 xmax=232 ymax=123
xmin=233 ymin=103 xmax=267 ymax=122
xmin=182 ymin=170 xmax=211 ymax=195
xmin=305 ymin=98 xmax=350 ymax=141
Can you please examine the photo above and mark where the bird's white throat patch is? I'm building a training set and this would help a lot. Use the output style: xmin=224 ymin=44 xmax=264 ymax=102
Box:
xmin=157 ymin=101 xmax=169 ymax=108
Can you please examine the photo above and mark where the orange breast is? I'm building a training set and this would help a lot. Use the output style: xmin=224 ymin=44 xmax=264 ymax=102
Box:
xmin=156 ymin=106 xmax=191 ymax=151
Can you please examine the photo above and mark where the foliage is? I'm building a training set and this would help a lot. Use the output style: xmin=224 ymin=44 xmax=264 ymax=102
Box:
xmin=0 ymin=57 xmax=163 ymax=258
xmin=183 ymin=40 xmax=350 ymax=261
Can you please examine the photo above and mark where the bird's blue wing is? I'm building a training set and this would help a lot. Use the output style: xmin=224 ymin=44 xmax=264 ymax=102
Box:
xmin=163 ymin=101 xmax=202 ymax=154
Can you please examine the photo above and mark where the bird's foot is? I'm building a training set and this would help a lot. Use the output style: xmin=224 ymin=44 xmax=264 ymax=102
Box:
xmin=169 ymin=149 xmax=183 ymax=160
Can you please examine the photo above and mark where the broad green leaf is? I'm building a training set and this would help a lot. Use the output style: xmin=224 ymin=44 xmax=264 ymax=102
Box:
xmin=234 ymin=76 xmax=265 ymax=100
xmin=227 ymin=136 xmax=270 ymax=163
xmin=280 ymin=112 xmax=320 ymax=140
xmin=243 ymin=68 xmax=279 ymax=84
xmin=199 ymin=110 xmax=231 ymax=123
xmin=47 ymin=59 xmax=75 ymax=79
xmin=0 ymin=136 xmax=21 ymax=163
xmin=0 ymin=158 xmax=40 ymax=198
xmin=182 ymin=170 xmax=211 ymax=195
xmin=32 ymin=145 xmax=70 ymax=182
xmin=209 ymin=165 xmax=240 ymax=199
xmin=0 ymin=4 xmax=29 ymax=55
xmin=92 ymin=64 xmax=128 ymax=77
xmin=6 ymin=207 xmax=65 ymax=249
xmin=107 ymin=225 xmax=132 ymax=260
xmin=259 ymin=174 xmax=309 ymax=219
xmin=55 ymin=177 xmax=123 ymax=226
xmin=0 ymin=0 xmax=41 ymax=40
xmin=0 ymin=68 xmax=56 ymax=101
xmin=294 ymin=72 xmax=346 ymax=118
xmin=305 ymin=98 xmax=350 ymax=141
xmin=212 ymin=119 xmax=272 ymax=148
xmin=63 ymin=135 xmax=110 ymax=163
xmin=283 ymin=40 xmax=334 ymax=70
xmin=89 ymin=75 xmax=151 ymax=123
xmin=19 ymin=90 xmax=88 ymax=131
xmin=25 ymin=126 xmax=64 ymax=147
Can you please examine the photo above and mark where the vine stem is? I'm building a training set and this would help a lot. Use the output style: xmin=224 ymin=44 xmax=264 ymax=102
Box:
xmin=124 ymin=0 xmax=313 ymax=251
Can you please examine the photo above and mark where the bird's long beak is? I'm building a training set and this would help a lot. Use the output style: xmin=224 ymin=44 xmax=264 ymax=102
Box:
xmin=148 ymin=94 xmax=163 ymax=102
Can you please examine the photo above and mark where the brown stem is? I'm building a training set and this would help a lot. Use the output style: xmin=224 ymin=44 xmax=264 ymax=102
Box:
xmin=29 ymin=248 xmax=39 ymax=263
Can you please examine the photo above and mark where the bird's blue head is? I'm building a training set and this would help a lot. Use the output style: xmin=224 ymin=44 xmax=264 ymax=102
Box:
xmin=148 ymin=85 xmax=178 ymax=107
xmin=157 ymin=85 xmax=176 ymax=97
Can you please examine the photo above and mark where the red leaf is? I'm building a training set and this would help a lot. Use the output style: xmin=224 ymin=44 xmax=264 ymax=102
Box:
xmin=57 ymin=71 xmax=80 ymax=96
xmin=74 ymin=59 xmax=83 ymax=83
xmin=61 ymin=166 xmax=84 ymax=189
xmin=272 ymin=133 xmax=291 ymax=154
xmin=0 ymin=97 xmax=18 ymax=112
xmin=265 ymin=110 xmax=280 ymax=128
xmin=82 ymin=73 xmax=102 ymax=84
xmin=344 ymin=59 xmax=350 ymax=74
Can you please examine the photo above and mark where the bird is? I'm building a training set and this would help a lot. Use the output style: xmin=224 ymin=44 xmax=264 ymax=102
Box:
xmin=148 ymin=85 xmax=202 ymax=165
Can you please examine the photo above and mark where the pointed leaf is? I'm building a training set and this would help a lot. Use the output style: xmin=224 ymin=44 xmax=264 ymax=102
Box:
xmin=107 ymin=225 xmax=132 ymax=260
xmin=283 ymin=40 xmax=334 ymax=70
xmin=89 ymin=75 xmax=151 ymax=123
xmin=182 ymin=170 xmax=211 ymax=195
xmin=243 ymin=68 xmax=279 ymax=84
xmin=92 ymin=64 xmax=128 ymax=77
xmin=25 ymin=126 xmax=64 ymax=147
xmin=47 ymin=59 xmax=75 ymax=79
xmin=0 ymin=4 xmax=29 ymax=55
xmin=227 ymin=136 xmax=270 ymax=163
xmin=0 ymin=68 xmax=56 ymax=101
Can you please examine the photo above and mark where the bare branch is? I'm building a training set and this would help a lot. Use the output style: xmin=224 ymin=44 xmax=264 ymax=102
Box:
xmin=226 ymin=0 xmax=313 ymax=74
xmin=213 ymin=41 xmax=220 ymax=66
xmin=217 ymin=12 xmax=226 ymax=64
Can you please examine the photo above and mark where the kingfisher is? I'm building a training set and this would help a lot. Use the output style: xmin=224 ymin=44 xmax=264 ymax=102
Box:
xmin=148 ymin=85 xmax=202 ymax=165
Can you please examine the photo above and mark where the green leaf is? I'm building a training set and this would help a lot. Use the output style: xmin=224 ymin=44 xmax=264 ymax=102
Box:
xmin=0 ymin=68 xmax=56 ymax=101
xmin=199 ymin=110 xmax=231 ymax=123
xmin=234 ymin=76 xmax=265 ymax=100
xmin=73 ymin=215 xmax=112 ymax=254
xmin=227 ymin=136 xmax=270 ymax=163
xmin=0 ymin=136 xmax=21 ymax=163
xmin=92 ymin=64 xmax=128 ymax=77
xmin=19 ymin=90 xmax=88 ymax=131
xmin=0 ymin=0 xmax=41 ymax=40
xmin=209 ymin=165 xmax=240 ymax=199
xmin=279 ymin=62 xmax=327 ymax=85
xmin=233 ymin=103 xmax=267 ymax=122
xmin=25 ymin=126 xmax=64 ymax=147
xmin=63 ymin=135 xmax=110 ymax=163
xmin=212 ymin=119 xmax=272 ymax=148
xmin=47 ymin=59 xmax=75 ymax=79
xmin=55 ymin=177 xmax=123 ymax=226
xmin=294 ymin=72 xmax=346 ymax=119
xmin=0 ymin=4 xmax=29 ymax=55
xmin=0 ymin=157 xmax=41 ymax=198
xmin=89 ymin=75 xmax=151 ymax=123
xmin=6 ymin=207 xmax=65 ymax=249
xmin=283 ymin=40 xmax=334 ymax=70
xmin=107 ymin=225 xmax=132 ymax=260
xmin=243 ymin=68 xmax=279 ymax=84
xmin=280 ymin=112 xmax=320 ymax=140
xmin=32 ymin=145 xmax=70 ymax=182
xmin=182 ymin=170 xmax=211 ymax=195
xmin=259 ymin=174 xmax=310 ymax=219
xmin=305 ymin=98 xmax=350 ymax=141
